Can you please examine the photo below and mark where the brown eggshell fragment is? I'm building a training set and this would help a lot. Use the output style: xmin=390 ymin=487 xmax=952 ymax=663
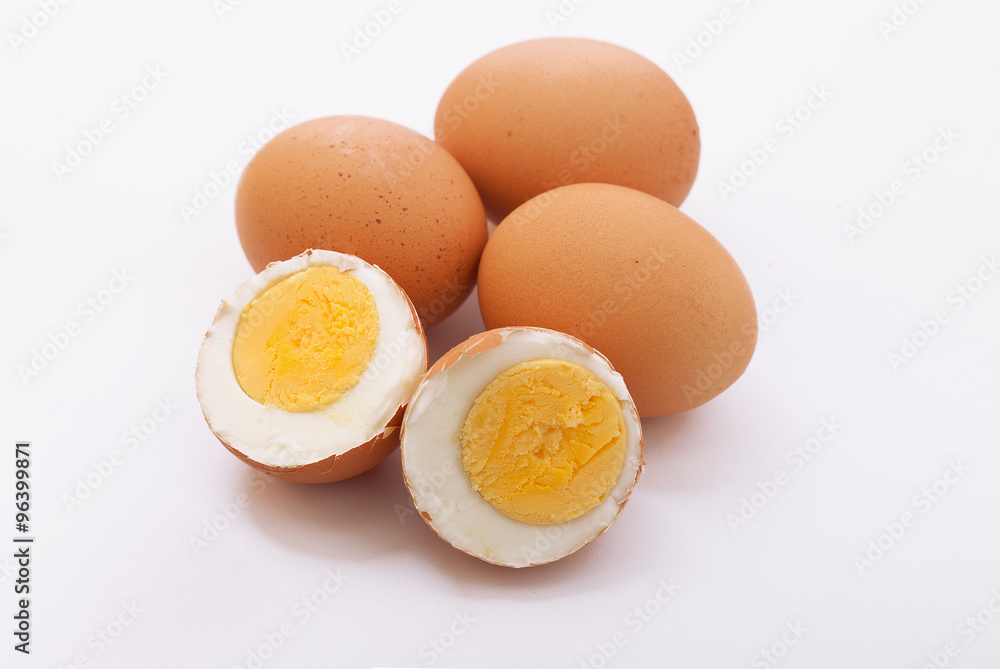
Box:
xmin=477 ymin=183 xmax=757 ymax=417
xmin=435 ymin=37 xmax=699 ymax=221
xmin=424 ymin=328 xmax=504 ymax=377
xmin=235 ymin=116 xmax=488 ymax=326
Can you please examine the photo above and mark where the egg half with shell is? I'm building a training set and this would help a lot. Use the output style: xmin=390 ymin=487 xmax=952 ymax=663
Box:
xmin=196 ymin=249 xmax=427 ymax=483
xmin=400 ymin=327 xmax=643 ymax=567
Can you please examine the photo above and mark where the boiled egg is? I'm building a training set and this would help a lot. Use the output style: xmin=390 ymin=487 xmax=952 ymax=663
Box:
xmin=196 ymin=249 xmax=427 ymax=482
xmin=400 ymin=327 xmax=643 ymax=567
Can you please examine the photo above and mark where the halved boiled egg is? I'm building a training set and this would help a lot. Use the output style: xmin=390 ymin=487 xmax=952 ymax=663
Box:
xmin=401 ymin=327 xmax=643 ymax=567
xmin=196 ymin=249 xmax=427 ymax=483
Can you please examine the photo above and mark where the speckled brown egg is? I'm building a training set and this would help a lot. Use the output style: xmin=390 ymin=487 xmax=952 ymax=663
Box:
xmin=235 ymin=116 xmax=488 ymax=326
xmin=477 ymin=183 xmax=757 ymax=417
xmin=434 ymin=37 xmax=699 ymax=222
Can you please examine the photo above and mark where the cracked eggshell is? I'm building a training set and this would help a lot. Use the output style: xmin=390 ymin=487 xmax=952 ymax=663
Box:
xmin=196 ymin=249 xmax=428 ymax=483
xmin=400 ymin=327 xmax=644 ymax=567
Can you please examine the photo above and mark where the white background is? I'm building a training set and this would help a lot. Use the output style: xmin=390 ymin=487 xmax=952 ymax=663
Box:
xmin=2 ymin=0 xmax=999 ymax=667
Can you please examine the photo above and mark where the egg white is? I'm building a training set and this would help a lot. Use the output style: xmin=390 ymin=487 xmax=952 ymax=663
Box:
xmin=196 ymin=249 xmax=426 ymax=468
xmin=401 ymin=328 xmax=643 ymax=567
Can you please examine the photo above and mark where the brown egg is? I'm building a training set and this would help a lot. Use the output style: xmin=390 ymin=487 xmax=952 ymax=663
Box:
xmin=435 ymin=37 xmax=699 ymax=222
xmin=235 ymin=116 xmax=488 ymax=326
xmin=477 ymin=183 xmax=757 ymax=417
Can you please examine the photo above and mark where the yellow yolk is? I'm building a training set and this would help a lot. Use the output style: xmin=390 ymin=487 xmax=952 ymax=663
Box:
xmin=460 ymin=359 xmax=627 ymax=524
xmin=231 ymin=265 xmax=379 ymax=412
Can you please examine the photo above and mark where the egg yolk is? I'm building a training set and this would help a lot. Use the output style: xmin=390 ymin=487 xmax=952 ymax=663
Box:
xmin=231 ymin=265 xmax=379 ymax=412
xmin=460 ymin=359 xmax=627 ymax=524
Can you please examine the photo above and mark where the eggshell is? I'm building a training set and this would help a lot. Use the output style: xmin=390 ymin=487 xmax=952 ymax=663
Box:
xmin=477 ymin=183 xmax=757 ymax=417
xmin=435 ymin=37 xmax=699 ymax=221
xmin=400 ymin=327 xmax=643 ymax=567
xmin=235 ymin=116 xmax=488 ymax=326
xmin=207 ymin=407 xmax=406 ymax=484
